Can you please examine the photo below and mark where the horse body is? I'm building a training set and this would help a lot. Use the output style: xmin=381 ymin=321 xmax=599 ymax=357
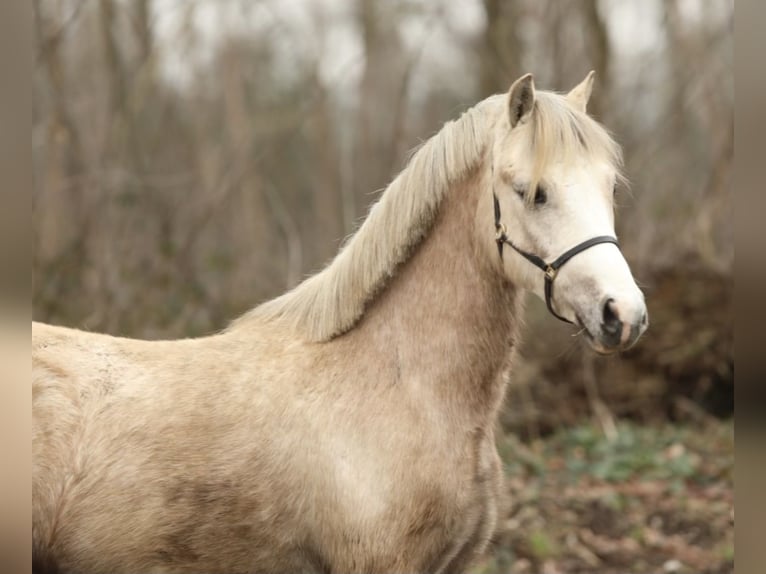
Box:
xmin=33 ymin=74 xmax=647 ymax=573
xmin=33 ymin=166 xmax=517 ymax=572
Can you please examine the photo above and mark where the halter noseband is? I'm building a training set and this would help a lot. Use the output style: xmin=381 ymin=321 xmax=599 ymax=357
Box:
xmin=492 ymin=192 xmax=619 ymax=324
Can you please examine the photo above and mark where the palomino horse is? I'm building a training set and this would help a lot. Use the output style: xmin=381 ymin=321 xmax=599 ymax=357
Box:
xmin=33 ymin=73 xmax=647 ymax=573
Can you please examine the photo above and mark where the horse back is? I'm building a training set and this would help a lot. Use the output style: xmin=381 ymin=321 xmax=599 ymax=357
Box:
xmin=32 ymin=322 xmax=119 ymax=561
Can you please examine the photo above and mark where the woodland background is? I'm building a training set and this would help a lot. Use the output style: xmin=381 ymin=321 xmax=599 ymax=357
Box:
xmin=33 ymin=1 xmax=733 ymax=572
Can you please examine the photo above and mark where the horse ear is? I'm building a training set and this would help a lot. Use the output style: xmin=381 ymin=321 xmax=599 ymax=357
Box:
xmin=508 ymin=73 xmax=536 ymax=128
xmin=566 ymin=70 xmax=595 ymax=113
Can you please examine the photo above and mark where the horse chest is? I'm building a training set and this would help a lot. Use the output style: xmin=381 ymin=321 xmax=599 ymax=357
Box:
xmin=322 ymin=431 xmax=503 ymax=573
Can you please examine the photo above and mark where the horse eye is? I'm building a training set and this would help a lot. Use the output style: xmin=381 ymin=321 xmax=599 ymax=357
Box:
xmin=533 ymin=185 xmax=547 ymax=205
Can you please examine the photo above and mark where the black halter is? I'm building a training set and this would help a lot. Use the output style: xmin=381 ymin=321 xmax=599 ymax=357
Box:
xmin=492 ymin=192 xmax=619 ymax=324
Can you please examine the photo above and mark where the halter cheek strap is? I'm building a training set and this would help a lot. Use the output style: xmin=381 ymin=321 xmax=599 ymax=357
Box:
xmin=492 ymin=192 xmax=619 ymax=324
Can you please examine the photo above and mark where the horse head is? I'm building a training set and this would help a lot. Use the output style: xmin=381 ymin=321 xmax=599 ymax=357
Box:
xmin=488 ymin=72 xmax=647 ymax=353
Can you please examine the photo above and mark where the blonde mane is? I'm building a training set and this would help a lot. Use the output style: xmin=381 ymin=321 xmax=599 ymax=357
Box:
xmin=234 ymin=91 xmax=622 ymax=342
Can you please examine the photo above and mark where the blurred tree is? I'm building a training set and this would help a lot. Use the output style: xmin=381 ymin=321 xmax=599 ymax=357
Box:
xmin=480 ymin=0 xmax=522 ymax=97
xmin=580 ymin=0 xmax=611 ymax=118
xmin=353 ymin=0 xmax=408 ymax=213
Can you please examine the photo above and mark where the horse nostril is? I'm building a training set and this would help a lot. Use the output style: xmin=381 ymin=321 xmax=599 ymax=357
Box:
xmin=641 ymin=312 xmax=648 ymax=326
xmin=601 ymin=298 xmax=622 ymax=335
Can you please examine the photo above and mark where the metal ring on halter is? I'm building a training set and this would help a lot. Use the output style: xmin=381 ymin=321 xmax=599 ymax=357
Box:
xmin=544 ymin=266 xmax=557 ymax=281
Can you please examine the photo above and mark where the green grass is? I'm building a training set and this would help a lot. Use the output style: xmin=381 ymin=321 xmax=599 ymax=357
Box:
xmin=498 ymin=420 xmax=733 ymax=485
xmin=480 ymin=420 xmax=734 ymax=574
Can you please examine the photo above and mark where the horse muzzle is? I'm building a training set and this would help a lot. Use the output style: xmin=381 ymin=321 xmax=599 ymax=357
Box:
xmin=581 ymin=295 xmax=648 ymax=354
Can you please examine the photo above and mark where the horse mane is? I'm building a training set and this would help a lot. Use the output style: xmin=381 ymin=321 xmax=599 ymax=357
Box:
xmin=232 ymin=90 xmax=622 ymax=342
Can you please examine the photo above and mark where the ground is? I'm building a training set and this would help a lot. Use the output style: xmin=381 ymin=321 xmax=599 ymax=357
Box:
xmin=472 ymin=420 xmax=734 ymax=574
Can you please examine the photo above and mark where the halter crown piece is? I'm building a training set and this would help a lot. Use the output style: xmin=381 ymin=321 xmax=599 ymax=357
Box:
xmin=492 ymin=192 xmax=619 ymax=324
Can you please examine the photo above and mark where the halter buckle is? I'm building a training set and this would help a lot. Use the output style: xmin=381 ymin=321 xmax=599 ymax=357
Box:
xmin=545 ymin=266 xmax=557 ymax=280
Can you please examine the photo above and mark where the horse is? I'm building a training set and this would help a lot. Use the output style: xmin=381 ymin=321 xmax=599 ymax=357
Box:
xmin=32 ymin=72 xmax=647 ymax=573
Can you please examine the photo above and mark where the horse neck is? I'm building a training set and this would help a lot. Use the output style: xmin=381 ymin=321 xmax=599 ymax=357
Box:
xmin=350 ymin=164 xmax=523 ymax=423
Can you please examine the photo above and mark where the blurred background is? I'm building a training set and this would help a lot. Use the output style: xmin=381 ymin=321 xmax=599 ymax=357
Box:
xmin=32 ymin=1 xmax=733 ymax=572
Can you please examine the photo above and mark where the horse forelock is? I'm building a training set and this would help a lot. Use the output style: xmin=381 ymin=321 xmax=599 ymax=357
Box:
xmin=512 ymin=91 xmax=625 ymax=205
